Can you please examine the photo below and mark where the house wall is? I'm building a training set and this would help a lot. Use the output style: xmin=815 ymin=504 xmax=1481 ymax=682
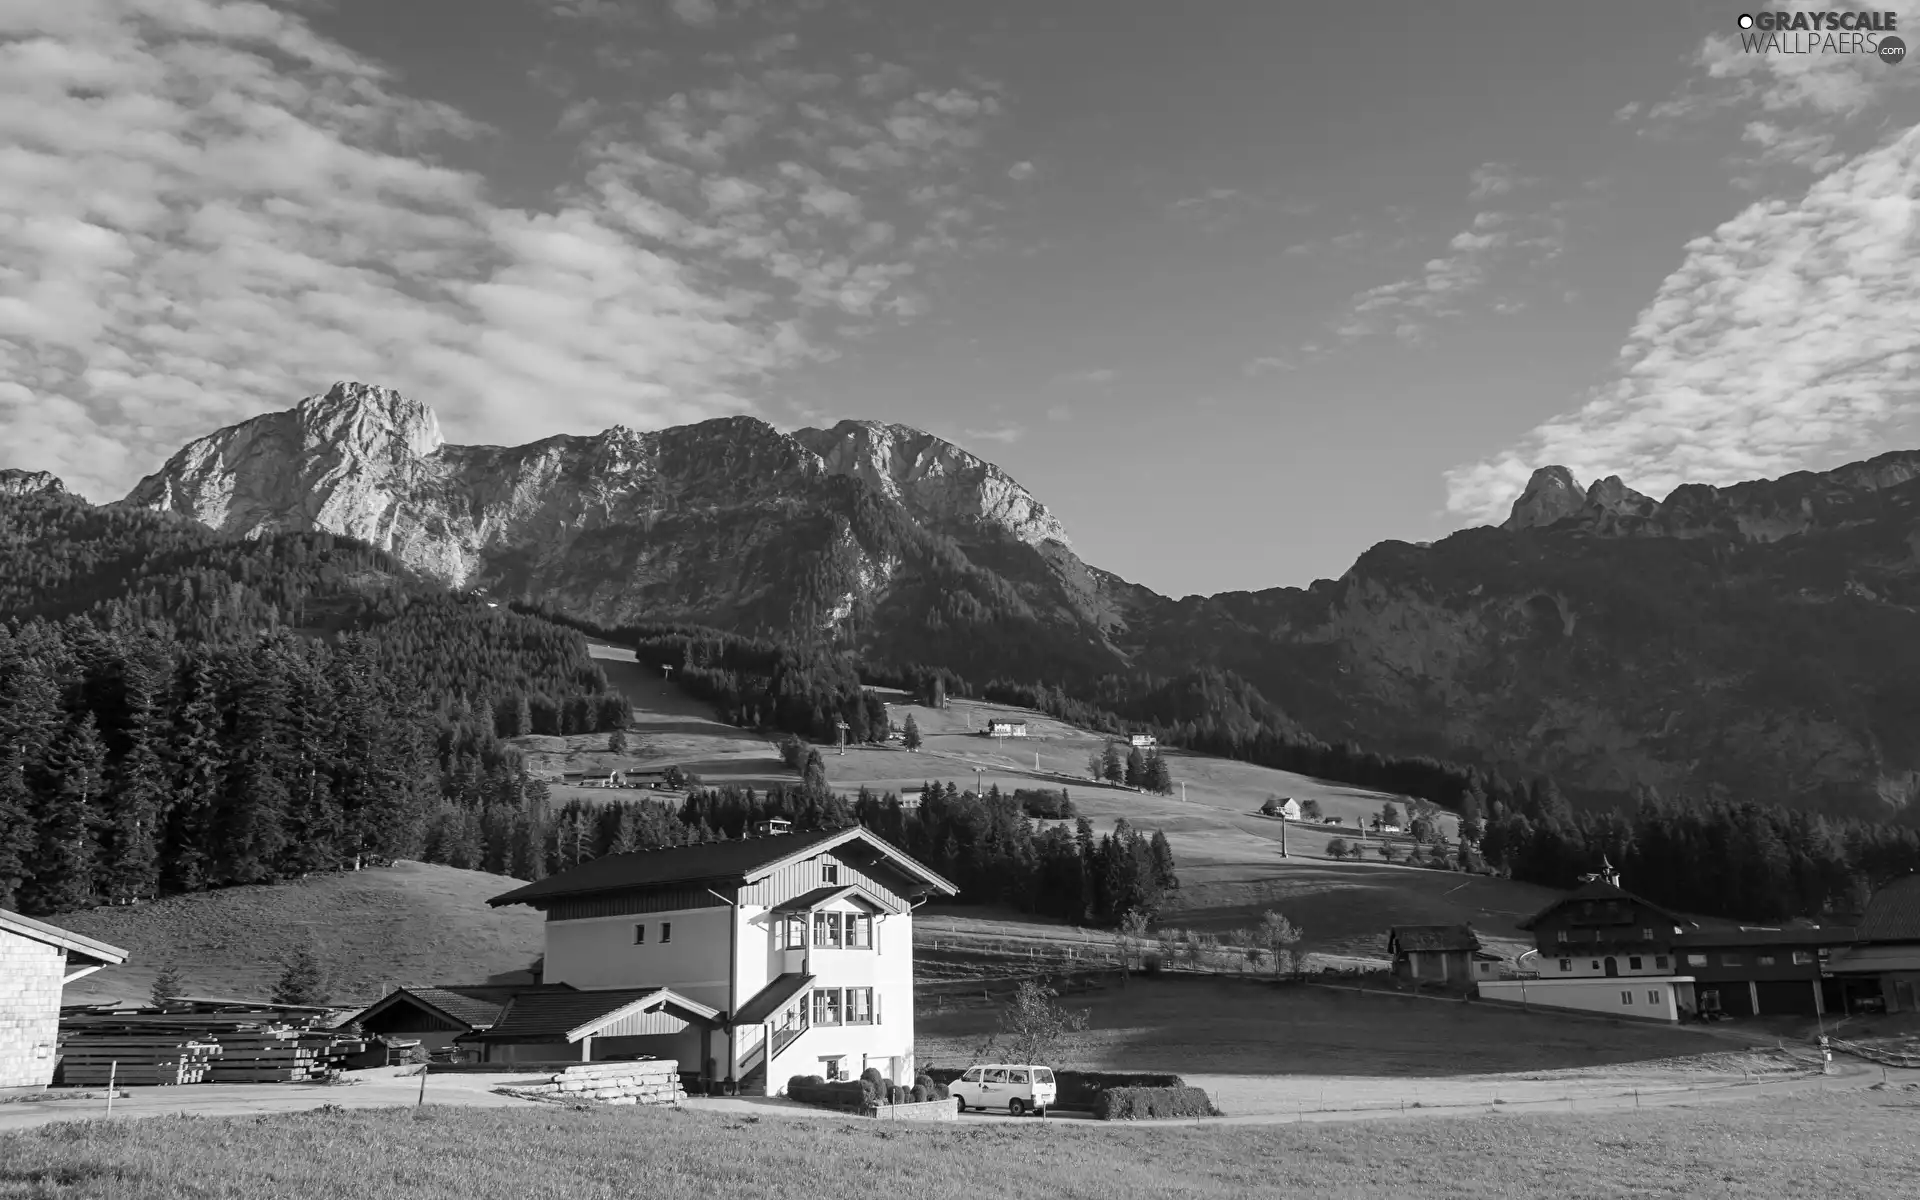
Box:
xmin=1540 ymin=951 xmax=1678 ymax=979
xmin=542 ymin=905 xmax=734 ymax=1009
xmin=0 ymin=929 xmax=65 ymax=1090
xmin=1477 ymin=976 xmax=1688 ymax=1023
xmin=758 ymin=899 xmax=917 ymax=1092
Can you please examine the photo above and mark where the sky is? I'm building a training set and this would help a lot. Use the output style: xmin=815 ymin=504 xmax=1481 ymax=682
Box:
xmin=2 ymin=0 xmax=1919 ymax=598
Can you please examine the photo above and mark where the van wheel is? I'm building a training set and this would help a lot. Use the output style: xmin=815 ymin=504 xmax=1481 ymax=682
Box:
xmin=1008 ymin=1098 xmax=1026 ymax=1117
xmin=953 ymin=1097 xmax=966 ymax=1113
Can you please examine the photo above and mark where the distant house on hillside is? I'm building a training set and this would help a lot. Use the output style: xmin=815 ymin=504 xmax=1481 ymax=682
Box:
xmin=1 ymin=908 xmax=129 ymax=1089
xmin=1387 ymin=925 xmax=1500 ymax=987
xmin=1260 ymin=797 xmax=1302 ymax=821
xmin=984 ymin=718 xmax=1028 ymax=737
xmin=1129 ymin=733 xmax=1157 ymax=749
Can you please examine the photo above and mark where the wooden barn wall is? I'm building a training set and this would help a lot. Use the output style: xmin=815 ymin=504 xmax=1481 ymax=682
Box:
xmin=739 ymin=849 xmax=910 ymax=910
xmin=595 ymin=1006 xmax=695 ymax=1038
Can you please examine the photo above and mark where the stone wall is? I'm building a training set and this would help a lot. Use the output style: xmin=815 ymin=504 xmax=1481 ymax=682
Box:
xmin=492 ymin=1059 xmax=685 ymax=1106
xmin=0 ymin=931 xmax=64 ymax=1090
xmin=869 ymin=1097 xmax=957 ymax=1122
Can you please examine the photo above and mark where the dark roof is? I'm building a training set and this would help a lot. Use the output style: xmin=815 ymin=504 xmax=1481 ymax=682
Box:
xmin=1516 ymin=881 xmax=1687 ymax=931
xmin=488 ymin=825 xmax=956 ymax=908
xmin=461 ymin=988 xmax=718 ymax=1042
xmin=0 ymin=907 xmax=129 ymax=964
xmin=1672 ymin=926 xmax=1855 ymax=950
xmin=349 ymin=984 xmax=575 ymax=1031
xmin=1857 ymin=875 xmax=1920 ymax=942
xmin=733 ymin=973 xmax=814 ymax=1025
xmin=1388 ymin=925 xmax=1481 ymax=954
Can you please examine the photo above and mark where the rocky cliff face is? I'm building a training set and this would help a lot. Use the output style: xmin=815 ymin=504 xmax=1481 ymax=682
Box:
xmin=0 ymin=469 xmax=66 ymax=498
xmin=122 ymin=383 xmax=1120 ymax=669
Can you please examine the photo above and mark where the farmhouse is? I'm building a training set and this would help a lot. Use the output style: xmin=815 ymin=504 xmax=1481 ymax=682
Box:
xmin=1387 ymin=925 xmax=1501 ymax=987
xmin=1129 ymin=733 xmax=1157 ymax=749
xmin=1475 ymin=875 xmax=1694 ymax=1023
xmin=984 ymin=718 xmax=1028 ymax=737
xmin=1826 ymin=874 xmax=1920 ymax=1014
xmin=1 ymin=908 xmax=129 ymax=1089
xmin=1262 ymin=797 xmax=1302 ymax=821
xmin=486 ymin=825 xmax=957 ymax=1094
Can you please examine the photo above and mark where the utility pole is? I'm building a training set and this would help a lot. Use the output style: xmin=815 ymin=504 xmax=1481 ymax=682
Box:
xmin=662 ymin=664 xmax=674 ymax=682
xmin=1180 ymin=781 xmax=1187 ymax=804
xmin=974 ymin=767 xmax=984 ymax=797
xmin=1280 ymin=816 xmax=1287 ymax=858
xmin=836 ymin=720 xmax=848 ymax=756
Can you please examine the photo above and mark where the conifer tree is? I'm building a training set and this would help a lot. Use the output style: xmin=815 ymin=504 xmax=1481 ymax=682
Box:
xmin=1101 ymin=742 xmax=1124 ymax=784
xmin=31 ymin=712 xmax=108 ymax=914
xmin=102 ymin=649 xmax=166 ymax=904
xmin=902 ymin=713 xmax=921 ymax=751
xmin=272 ymin=944 xmax=330 ymax=1007
xmin=1124 ymin=747 xmax=1145 ymax=788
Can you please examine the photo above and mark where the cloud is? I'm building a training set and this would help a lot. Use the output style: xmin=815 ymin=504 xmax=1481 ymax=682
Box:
xmin=1625 ymin=2 xmax=1920 ymax=177
xmin=1314 ymin=169 xmax=1568 ymax=349
xmin=1044 ymin=404 xmax=1071 ymax=422
xmin=963 ymin=424 xmax=1023 ymax=444
xmin=669 ymin=0 xmax=723 ymax=27
xmin=1445 ymin=124 xmax=1920 ymax=524
xmin=1054 ymin=367 xmax=1117 ymax=386
xmin=1242 ymin=356 xmax=1292 ymax=377
xmin=1007 ymin=160 xmax=1035 ymax=181
xmin=0 ymin=0 xmax=1011 ymax=500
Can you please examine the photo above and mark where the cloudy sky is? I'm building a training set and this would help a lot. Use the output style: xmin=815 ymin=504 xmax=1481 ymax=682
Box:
xmin=3 ymin=0 xmax=1918 ymax=596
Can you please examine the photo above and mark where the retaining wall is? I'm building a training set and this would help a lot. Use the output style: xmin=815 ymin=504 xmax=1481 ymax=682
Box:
xmin=869 ymin=1097 xmax=957 ymax=1121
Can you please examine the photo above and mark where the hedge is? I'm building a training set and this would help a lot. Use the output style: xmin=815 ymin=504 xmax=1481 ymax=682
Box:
xmin=1094 ymin=1087 xmax=1217 ymax=1120
xmin=925 ymin=1068 xmax=1183 ymax=1112
xmin=787 ymin=1073 xmax=946 ymax=1109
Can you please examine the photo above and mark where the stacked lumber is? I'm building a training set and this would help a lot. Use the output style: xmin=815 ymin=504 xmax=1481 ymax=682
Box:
xmin=56 ymin=1037 xmax=221 ymax=1086
xmin=58 ymin=1011 xmax=365 ymax=1086
xmin=493 ymin=1060 xmax=686 ymax=1106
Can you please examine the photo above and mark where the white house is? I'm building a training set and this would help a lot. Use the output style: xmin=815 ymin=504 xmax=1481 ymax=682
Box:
xmin=1129 ymin=733 xmax=1157 ymax=749
xmin=1475 ymin=877 xmax=1693 ymax=1023
xmin=486 ymin=825 xmax=957 ymax=1094
xmin=1 ymin=908 xmax=129 ymax=1089
xmin=984 ymin=718 xmax=1028 ymax=738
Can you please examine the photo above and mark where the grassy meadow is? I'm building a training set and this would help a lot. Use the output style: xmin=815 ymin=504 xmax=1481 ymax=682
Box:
xmin=3 ymin=1092 xmax=1916 ymax=1199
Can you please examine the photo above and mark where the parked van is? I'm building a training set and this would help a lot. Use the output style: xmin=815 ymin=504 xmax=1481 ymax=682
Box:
xmin=949 ymin=1064 xmax=1057 ymax=1115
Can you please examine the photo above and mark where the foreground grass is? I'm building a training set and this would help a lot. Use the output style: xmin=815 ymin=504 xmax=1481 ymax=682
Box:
xmin=3 ymin=1093 xmax=1917 ymax=1199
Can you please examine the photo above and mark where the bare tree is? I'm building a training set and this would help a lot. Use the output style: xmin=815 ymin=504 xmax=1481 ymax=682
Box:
xmin=1257 ymin=910 xmax=1303 ymax=980
xmin=972 ymin=979 xmax=1089 ymax=1066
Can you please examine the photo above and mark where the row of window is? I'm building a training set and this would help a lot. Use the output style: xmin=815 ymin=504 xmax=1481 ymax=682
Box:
xmin=781 ymin=911 xmax=874 ymax=950
xmin=1558 ymin=956 xmax=1669 ymax=972
xmin=1621 ymin=990 xmax=1664 ymax=1006
xmin=1556 ymin=927 xmax=1659 ymax=943
xmin=634 ymin=922 xmax=672 ymax=945
xmin=1685 ymin=951 xmax=1814 ymax=967
xmin=811 ymin=987 xmax=879 ymax=1027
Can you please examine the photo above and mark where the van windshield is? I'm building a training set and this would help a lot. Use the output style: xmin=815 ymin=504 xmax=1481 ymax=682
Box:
xmin=1034 ymin=1068 xmax=1054 ymax=1084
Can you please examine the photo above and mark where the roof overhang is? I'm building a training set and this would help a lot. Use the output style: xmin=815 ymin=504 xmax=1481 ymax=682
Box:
xmin=757 ymin=827 xmax=958 ymax=898
xmin=0 ymin=908 xmax=129 ymax=965
xmin=565 ymin=988 xmax=722 ymax=1040
xmin=347 ymin=988 xmax=493 ymax=1032
xmin=772 ymin=884 xmax=902 ymax=916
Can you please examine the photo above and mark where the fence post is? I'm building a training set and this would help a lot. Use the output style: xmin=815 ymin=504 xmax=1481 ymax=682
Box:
xmin=106 ymin=1062 xmax=117 ymax=1116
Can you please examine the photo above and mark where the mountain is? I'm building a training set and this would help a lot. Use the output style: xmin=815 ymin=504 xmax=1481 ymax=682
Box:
xmin=89 ymin=382 xmax=1920 ymax=819
xmin=123 ymin=382 xmax=1128 ymax=683
xmin=0 ymin=468 xmax=65 ymax=497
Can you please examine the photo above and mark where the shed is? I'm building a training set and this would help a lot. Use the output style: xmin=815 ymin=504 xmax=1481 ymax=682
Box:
xmin=1 ymin=908 xmax=129 ymax=1089
xmin=1386 ymin=925 xmax=1493 ymax=987
xmin=454 ymin=986 xmax=723 ymax=1068
xmin=1826 ymin=875 xmax=1920 ymax=1014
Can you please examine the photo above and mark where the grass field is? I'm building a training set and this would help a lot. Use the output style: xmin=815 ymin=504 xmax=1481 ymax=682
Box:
xmin=51 ymin=862 xmax=545 ymax=1007
xmin=2 ymin=1091 xmax=1915 ymax=1199
xmin=914 ymin=976 xmax=1726 ymax=1077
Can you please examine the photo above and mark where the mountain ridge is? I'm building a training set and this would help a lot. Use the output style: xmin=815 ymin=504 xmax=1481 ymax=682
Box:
xmin=17 ymin=380 xmax=1920 ymax=818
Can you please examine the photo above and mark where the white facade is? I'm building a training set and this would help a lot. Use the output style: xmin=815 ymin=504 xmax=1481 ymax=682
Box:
xmin=1538 ymin=948 xmax=1678 ymax=979
xmin=985 ymin=720 xmax=1028 ymax=737
xmin=1477 ymin=976 xmax=1692 ymax=1023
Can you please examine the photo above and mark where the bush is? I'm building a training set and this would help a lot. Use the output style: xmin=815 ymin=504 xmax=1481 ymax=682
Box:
xmin=1054 ymin=1070 xmax=1184 ymax=1111
xmin=785 ymin=1077 xmax=868 ymax=1109
xmin=860 ymin=1067 xmax=886 ymax=1090
xmin=1141 ymin=953 xmax=1164 ymax=976
xmin=1093 ymin=1086 xmax=1216 ymax=1120
xmin=915 ymin=1072 xmax=949 ymax=1101
xmin=1016 ymin=788 xmax=1076 ymax=819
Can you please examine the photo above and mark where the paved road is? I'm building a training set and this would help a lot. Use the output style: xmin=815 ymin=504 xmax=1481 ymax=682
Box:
xmin=4 ymin=1060 xmax=1913 ymax=1134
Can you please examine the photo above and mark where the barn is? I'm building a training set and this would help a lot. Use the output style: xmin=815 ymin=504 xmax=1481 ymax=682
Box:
xmin=1 ymin=907 xmax=129 ymax=1090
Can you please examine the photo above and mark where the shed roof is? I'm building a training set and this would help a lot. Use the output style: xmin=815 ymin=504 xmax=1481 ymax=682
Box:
xmin=733 ymin=973 xmax=814 ymax=1026
xmin=488 ymin=825 xmax=956 ymax=909
xmin=460 ymin=987 xmax=721 ymax=1043
xmin=0 ymin=907 xmax=129 ymax=965
xmin=1388 ymin=925 xmax=1481 ymax=954
xmin=349 ymin=985 xmax=577 ymax=1031
xmin=1672 ymin=926 xmax=1855 ymax=950
xmin=1856 ymin=875 xmax=1920 ymax=943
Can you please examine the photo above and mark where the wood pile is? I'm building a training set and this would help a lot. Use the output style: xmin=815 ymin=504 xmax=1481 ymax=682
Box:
xmin=57 ymin=1010 xmax=366 ymax=1087
xmin=492 ymin=1060 xmax=686 ymax=1106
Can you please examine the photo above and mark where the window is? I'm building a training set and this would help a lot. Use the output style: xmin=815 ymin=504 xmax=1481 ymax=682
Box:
xmin=1721 ymin=954 xmax=1742 ymax=967
xmin=1559 ymin=960 xmax=1572 ymax=972
xmin=1792 ymin=951 xmax=1813 ymax=965
xmin=1621 ymin=991 xmax=1634 ymax=1005
xmin=1629 ymin=957 xmax=1643 ymax=970
xmin=660 ymin=922 xmax=672 ymax=944
xmin=813 ymin=911 xmax=842 ymax=949
xmin=1686 ymin=954 xmax=1708 ymax=967
xmin=1008 ymin=1068 xmax=1030 ymax=1084
xmin=633 ymin=924 xmax=646 ymax=945
xmin=961 ymin=1068 xmax=982 ymax=1083
xmin=823 ymin=1057 xmax=844 ymax=1082
xmin=1757 ymin=955 xmax=1775 ymax=967
xmin=812 ymin=989 xmax=843 ymax=1026
xmin=985 ymin=1069 xmax=1009 ymax=1084
xmin=845 ymin=988 xmax=873 ymax=1025
xmin=1556 ymin=930 xmax=1569 ymax=943
xmin=1648 ymin=990 xmax=1662 ymax=1005
xmin=822 ymin=861 xmax=840 ymax=885
xmin=782 ymin=914 xmax=807 ymax=950
xmin=1655 ymin=956 xmax=1670 ymax=969
xmin=1640 ymin=928 xmax=1654 ymax=941
xmin=1589 ymin=961 xmax=1600 ymax=971
xmin=845 ymin=914 xmax=872 ymax=949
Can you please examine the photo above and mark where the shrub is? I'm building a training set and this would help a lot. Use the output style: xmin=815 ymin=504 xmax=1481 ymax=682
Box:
xmin=1093 ymin=1086 xmax=1216 ymax=1120
xmin=1141 ymin=952 xmax=1164 ymax=976
xmin=786 ymin=1079 xmax=870 ymax=1109
xmin=915 ymin=1072 xmax=948 ymax=1100
xmin=1054 ymin=1070 xmax=1184 ymax=1111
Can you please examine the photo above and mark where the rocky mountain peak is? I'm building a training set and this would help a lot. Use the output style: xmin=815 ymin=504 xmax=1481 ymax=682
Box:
xmin=792 ymin=418 xmax=1071 ymax=548
xmin=0 ymin=469 xmax=66 ymax=498
xmin=1583 ymin=475 xmax=1658 ymax=519
xmin=1502 ymin=466 xmax=1587 ymax=530
xmin=296 ymin=381 xmax=444 ymax=460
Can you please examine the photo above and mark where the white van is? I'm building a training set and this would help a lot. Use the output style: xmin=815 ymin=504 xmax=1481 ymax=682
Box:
xmin=949 ymin=1064 xmax=1057 ymax=1116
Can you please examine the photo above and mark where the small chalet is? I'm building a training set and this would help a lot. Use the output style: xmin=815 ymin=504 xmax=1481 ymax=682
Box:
xmin=1 ymin=908 xmax=129 ymax=1089
xmin=1129 ymin=733 xmax=1157 ymax=749
xmin=1261 ymin=797 xmax=1303 ymax=821
xmin=486 ymin=824 xmax=958 ymax=1094
xmin=1826 ymin=874 xmax=1920 ymax=1014
xmin=984 ymin=718 xmax=1028 ymax=738
xmin=1387 ymin=925 xmax=1501 ymax=987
